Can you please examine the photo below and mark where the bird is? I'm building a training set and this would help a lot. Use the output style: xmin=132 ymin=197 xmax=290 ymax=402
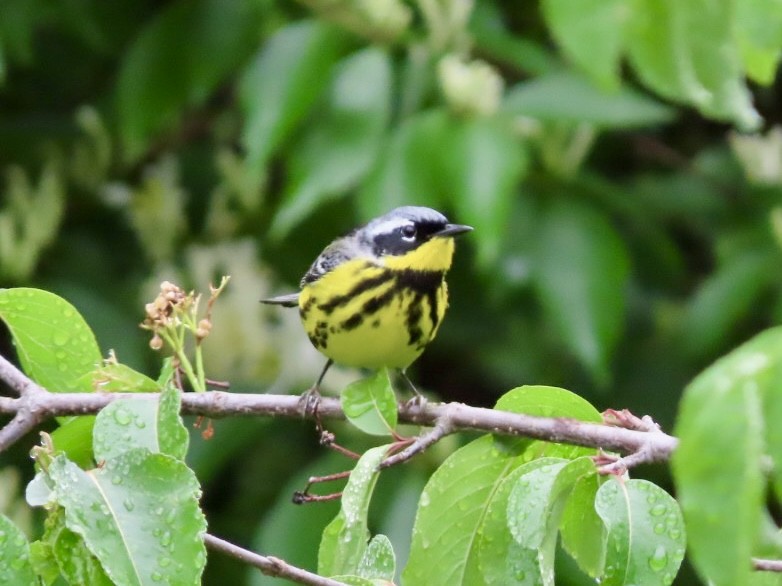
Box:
xmin=262 ymin=206 xmax=472 ymax=400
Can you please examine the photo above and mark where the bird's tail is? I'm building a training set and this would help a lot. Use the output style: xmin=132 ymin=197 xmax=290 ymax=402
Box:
xmin=260 ymin=293 xmax=300 ymax=308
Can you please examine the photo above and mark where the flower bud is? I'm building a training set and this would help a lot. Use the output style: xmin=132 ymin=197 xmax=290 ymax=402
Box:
xmin=195 ymin=319 xmax=212 ymax=339
xmin=438 ymin=55 xmax=504 ymax=117
xmin=149 ymin=334 xmax=163 ymax=351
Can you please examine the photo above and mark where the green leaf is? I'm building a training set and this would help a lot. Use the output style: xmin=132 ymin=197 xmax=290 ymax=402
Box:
xmin=495 ymin=385 xmax=603 ymax=423
xmin=356 ymin=534 xmax=395 ymax=581
xmin=441 ymin=117 xmax=527 ymax=267
xmin=116 ymin=0 xmax=263 ymax=160
xmin=765 ymin=368 xmax=782 ymax=508
xmin=239 ymin=20 xmax=344 ymax=175
xmin=53 ymin=528 xmax=113 ymax=586
xmin=404 ymin=435 xmax=525 ymax=585
xmin=357 ymin=109 xmax=449 ymax=220
xmin=0 ymin=288 xmax=100 ymax=464
xmin=672 ymin=328 xmax=782 ymax=585
xmin=532 ymin=201 xmax=630 ymax=384
xmin=626 ymin=0 xmax=760 ymax=129
xmin=507 ymin=457 xmax=598 ymax=584
xmin=46 ymin=510 xmax=113 ymax=586
xmin=559 ymin=472 xmax=607 ymax=577
xmin=92 ymin=384 xmax=188 ymax=462
xmin=50 ymin=417 xmax=96 ymax=468
xmin=595 ymin=479 xmax=685 ymax=586
xmin=477 ymin=458 xmax=560 ymax=586
xmin=471 ymin=392 xmax=602 ymax=585
xmin=319 ymin=445 xmax=388 ymax=577
xmin=28 ymin=540 xmax=61 ymax=586
xmin=328 ymin=577 xmax=379 ymax=586
xmin=46 ymin=451 xmax=206 ymax=586
xmin=156 ymin=357 xmax=176 ymax=388
xmin=25 ymin=472 xmax=53 ymax=507
xmin=47 ymin=360 xmax=162 ymax=461
xmin=680 ymin=251 xmax=774 ymax=360
xmin=341 ymin=369 xmax=398 ymax=436
xmin=269 ymin=48 xmax=392 ymax=240
xmin=470 ymin=2 xmax=558 ymax=76
xmin=503 ymin=71 xmax=675 ymax=128
xmin=493 ymin=385 xmax=602 ymax=458
xmin=507 ymin=457 xmax=595 ymax=549
xmin=0 ymin=513 xmax=37 ymax=585
xmin=91 ymin=363 xmax=162 ymax=393
xmin=157 ymin=385 xmax=188 ymax=459
xmin=0 ymin=288 xmax=100 ymax=393
xmin=736 ymin=0 xmax=782 ymax=84
xmin=541 ymin=0 xmax=629 ymax=89
xmin=51 ymin=364 xmax=162 ymax=469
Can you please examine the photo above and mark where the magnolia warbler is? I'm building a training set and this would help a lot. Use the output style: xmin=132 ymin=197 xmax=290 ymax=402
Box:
xmin=262 ymin=206 xmax=472 ymax=396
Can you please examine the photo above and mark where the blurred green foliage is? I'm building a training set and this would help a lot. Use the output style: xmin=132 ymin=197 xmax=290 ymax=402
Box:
xmin=1 ymin=0 xmax=782 ymax=584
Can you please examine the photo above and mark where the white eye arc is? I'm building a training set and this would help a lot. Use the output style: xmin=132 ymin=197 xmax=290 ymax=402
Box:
xmin=401 ymin=224 xmax=417 ymax=241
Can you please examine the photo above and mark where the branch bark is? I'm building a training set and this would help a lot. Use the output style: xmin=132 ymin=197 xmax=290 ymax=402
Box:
xmin=204 ymin=534 xmax=345 ymax=586
xmin=0 ymin=353 xmax=678 ymax=464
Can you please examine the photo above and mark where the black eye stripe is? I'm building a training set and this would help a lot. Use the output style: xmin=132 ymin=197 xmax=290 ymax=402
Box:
xmin=371 ymin=220 xmax=448 ymax=256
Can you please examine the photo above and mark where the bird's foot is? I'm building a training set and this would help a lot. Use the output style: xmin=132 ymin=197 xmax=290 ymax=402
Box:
xmin=403 ymin=393 xmax=428 ymax=410
xmin=298 ymin=385 xmax=322 ymax=419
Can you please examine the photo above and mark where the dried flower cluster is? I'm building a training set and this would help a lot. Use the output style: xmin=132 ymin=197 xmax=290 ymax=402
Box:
xmin=140 ymin=281 xmax=197 ymax=350
xmin=137 ymin=277 xmax=229 ymax=393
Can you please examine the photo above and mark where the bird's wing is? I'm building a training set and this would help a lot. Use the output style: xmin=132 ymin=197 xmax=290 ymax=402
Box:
xmin=260 ymin=293 xmax=300 ymax=307
xmin=300 ymin=238 xmax=358 ymax=285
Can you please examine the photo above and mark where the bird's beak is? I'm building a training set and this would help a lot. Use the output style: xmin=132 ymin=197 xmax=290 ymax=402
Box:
xmin=436 ymin=223 xmax=473 ymax=237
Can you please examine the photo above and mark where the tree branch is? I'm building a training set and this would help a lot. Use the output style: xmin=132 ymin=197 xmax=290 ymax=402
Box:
xmin=0 ymin=352 xmax=36 ymax=396
xmin=0 ymin=413 xmax=41 ymax=452
xmin=0 ymin=352 xmax=679 ymax=466
xmin=0 ymin=356 xmax=678 ymax=466
xmin=204 ymin=534 xmax=345 ymax=586
xmin=0 ymin=354 xmax=57 ymax=451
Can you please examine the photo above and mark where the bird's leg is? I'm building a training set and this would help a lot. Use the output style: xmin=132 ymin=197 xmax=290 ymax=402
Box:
xmin=300 ymin=359 xmax=332 ymax=418
xmin=315 ymin=358 xmax=333 ymax=388
xmin=301 ymin=359 xmax=356 ymax=454
xmin=398 ymin=369 xmax=427 ymax=408
xmin=383 ymin=369 xmax=427 ymax=447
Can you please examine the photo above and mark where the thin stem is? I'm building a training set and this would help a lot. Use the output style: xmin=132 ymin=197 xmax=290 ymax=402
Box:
xmin=193 ymin=344 xmax=206 ymax=392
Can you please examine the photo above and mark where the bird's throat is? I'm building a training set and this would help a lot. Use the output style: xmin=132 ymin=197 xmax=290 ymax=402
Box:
xmin=382 ymin=237 xmax=455 ymax=272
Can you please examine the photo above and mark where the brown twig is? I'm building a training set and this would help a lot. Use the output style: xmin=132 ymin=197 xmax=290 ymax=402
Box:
xmin=292 ymin=470 xmax=352 ymax=505
xmin=203 ymin=533 xmax=345 ymax=586
xmin=380 ymin=404 xmax=457 ymax=468
xmin=595 ymin=408 xmax=669 ymax=474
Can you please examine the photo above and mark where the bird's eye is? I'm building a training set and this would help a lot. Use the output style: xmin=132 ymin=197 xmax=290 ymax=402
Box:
xmin=401 ymin=225 xmax=417 ymax=240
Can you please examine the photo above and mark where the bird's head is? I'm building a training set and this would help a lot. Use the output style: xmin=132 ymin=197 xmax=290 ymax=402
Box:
xmin=363 ymin=206 xmax=472 ymax=271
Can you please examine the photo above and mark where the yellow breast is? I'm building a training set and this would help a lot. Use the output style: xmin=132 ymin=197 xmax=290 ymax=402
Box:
xmin=298 ymin=255 xmax=449 ymax=370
